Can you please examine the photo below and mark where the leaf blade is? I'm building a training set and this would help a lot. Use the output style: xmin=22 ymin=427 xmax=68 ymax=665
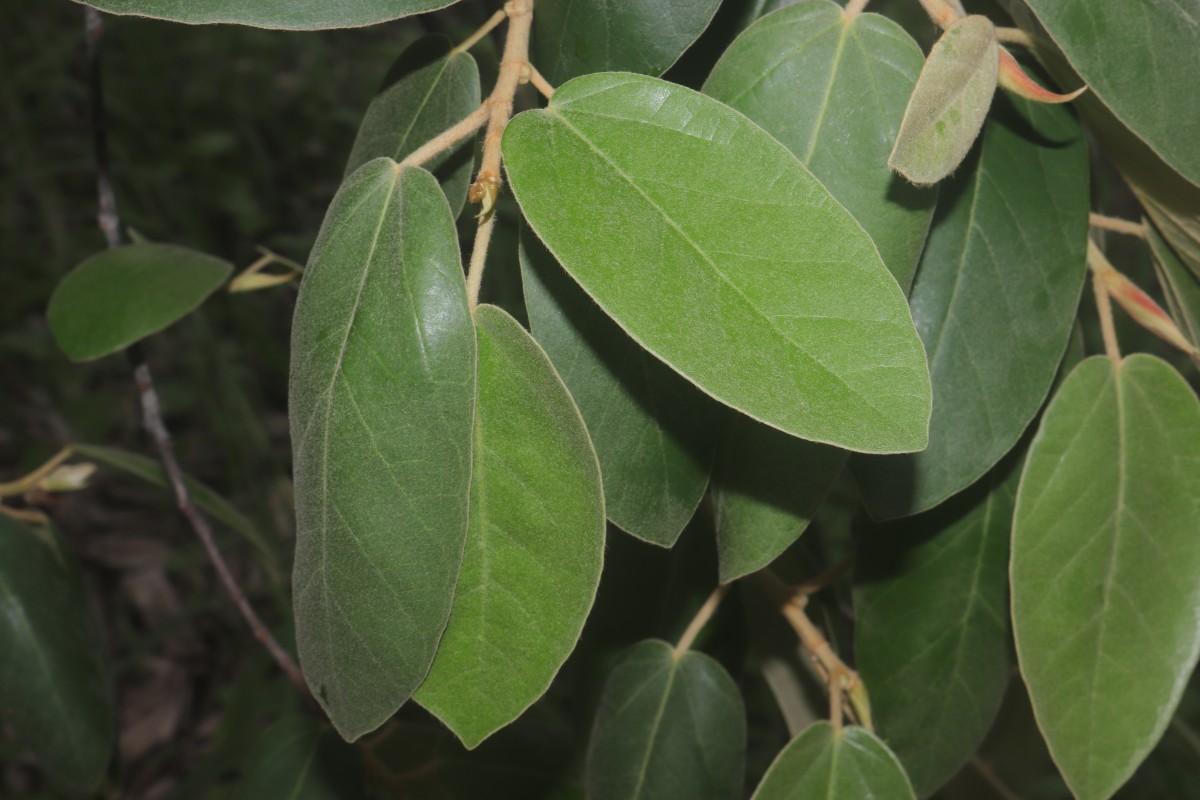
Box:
xmin=73 ymin=0 xmax=459 ymax=30
xmin=233 ymin=716 xmax=364 ymax=800
xmin=750 ymin=722 xmax=916 ymax=799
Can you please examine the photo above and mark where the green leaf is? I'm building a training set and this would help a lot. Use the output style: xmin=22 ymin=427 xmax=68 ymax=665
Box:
xmin=751 ymin=722 xmax=916 ymax=800
xmin=712 ymin=414 xmax=846 ymax=583
xmin=233 ymin=715 xmax=364 ymax=800
xmin=533 ymin=0 xmax=722 ymax=85
xmin=74 ymin=0 xmax=459 ymax=30
xmin=703 ymin=0 xmax=936 ymax=289
xmin=73 ymin=443 xmax=281 ymax=581
xmin=289 ymin=159 xmax=476 ymax=741
xmin=855 ymin=450 xmax=1020 ymax=796
xmin=0 ymin=517 xmax=114 ymax=791
xmin=1012 ymin=355 xmax=1200 ymax=800
xmin=415 ymin=305 xmax=605 ymax=748
xmin=47 ymin=243 xmax=231 ymax=362
xmin=345 ymin=35 xmax=480 ymax=218
xmin=586 ymin=639 xmax=745 ymax=800
xmin=1148 ymin=221 xmax=1200 ymax=349
xmin=1023 ymin=0 xmax=1200 ymax=188
xmin=503 ymin=72 xmax=932 ymax=454
xmin=854 ymin=95 xmax=1089 ymax=520
xmin=889 ymin=15 xmax=999 ymax=187
xmin=520 ymin=229 xmax=716 ymax=547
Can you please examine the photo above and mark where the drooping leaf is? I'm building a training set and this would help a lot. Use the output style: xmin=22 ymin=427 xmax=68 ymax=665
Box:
xmin=233 ymin=716 xmax=364 ymax=800
xmin=345 ymin=35 xmax=480 ymax=218
xmin=533 ymin=0 xmax=722 ymax=85
xmin=889 ymin=15 xmax=999 ymax=187
xmin=855 ymin=450 xmax=1021 ymax=796
xmin=1148 ymin=221 xmax=1200 ymax=350
xmin=586 ymin=639 xmax=745 ymax=800
xmin=47 ymin=243 xmax=231 ymax=362
xmin=751 ymin=722 xmax=916 ymax=800
xmin=289 ymin=159 xmax=476 ymax=741
xmin=504 ymin=72 xmax=932 ymax=454
xmin=0 ymin=517 xmax=114 ymax=792
xmin=1012 ymin=355 xmax=1200 ymax=800
xmin=520 ymin=229 xmax=716 ymax=547
xmin=704 ymin=0 xmax=936 ymax=289
xmin=712 ymin=414 xmax=846 ymax=583
xmin=854 ymin=95 xmax=1089 ymax=520
xmin=1023 ymin=0 xmax=1200 ymax=188
xmin=415 ymin=305 xmax=605 ymax=748
xmin=72 ymin=0 xmax=458 ymax=30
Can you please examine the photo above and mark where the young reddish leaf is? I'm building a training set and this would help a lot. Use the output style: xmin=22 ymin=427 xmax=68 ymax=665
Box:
xmin=997 ymin=48 xmax=1086 ymax=104
xmin=1089 ymin=239 xmax=1199 ymax=357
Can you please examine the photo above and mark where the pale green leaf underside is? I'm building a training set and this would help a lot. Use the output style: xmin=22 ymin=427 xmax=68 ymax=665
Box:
xmin=520 ymin=230 xmax=716 ymax=547
xmin=72 ymin=0 xmax=457 ymax=30
xmin=855 ymin=452 xmax=1020 ymax=796
xmin=290 ymin=160 xmax=476 ymax=741
xmin=751 ymin=722 xmax=916 ymax=799
xmin=0 ymin=517 xmax=114 ymax=792
xmin=1148 ymin=221 xmax=1200 ymax=348
xmin=889 ymin=15 xmax=998 ymax=187
xmin=504 ymin=72 xmax=931 ymax=454
xmin=415 ymin=305 xmax=605 ymax=748
xmin=233 ymin=716 xmax=363 ymax=800
xmin=586 ymin=640 xmax=746 ymax=800
xmin=47 ymin=243 xmax=231 ymax=362
xmin=704 ymin=0 xmax=936 ymax=290
xmin=854 ymin=96 xmax=1089 ymax=520
xmin=1012 ymin=355 xmax=1200 ymax=800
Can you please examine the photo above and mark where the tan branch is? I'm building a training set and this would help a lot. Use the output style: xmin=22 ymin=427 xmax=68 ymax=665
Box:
xmin=674 ymin=584 xmax=729 ymax=657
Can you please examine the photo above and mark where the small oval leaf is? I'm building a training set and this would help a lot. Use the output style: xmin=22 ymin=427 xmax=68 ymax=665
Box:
xmin=504 ymin=72 xmax=932 ymax=454
xmin=290 ymin=160 xmax=476 ymax=741
xmin=1012 ymin=355 xmax=1200 ymax=800
xmin=751 ymin=722 xmax=916 ymax=800
xmin=586 ymin=639 xmax=746 ymax=800
xmin=415 ymin=305 xmax=605 ymax=748
xmin=47 ymin=243 xmax=231 ymax=362
xmin=73 ymin=0 xmax=459 ymax=30
xmin=889 ymin=15 xmax=999 ymax=187
xmin=233 ymin=716 xmax=364 ymax=800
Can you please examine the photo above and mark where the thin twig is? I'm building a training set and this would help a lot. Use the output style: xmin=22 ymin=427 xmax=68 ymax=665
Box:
xmin=84 ymin=7 xmax=308 ymax=696
xmin=396 ymin=103 xmax=490 ymax=171
xmin=451 ymin=8 xmax=507 ymax=55
xmin=1089 ymin=213 xmax=1146 ymax=239
xmin=795 ymin=554 xmax=855 ymax=596
xmin=1091 ymin=267 xmax=1122 ymax=364
xmin=526 ymin=63 xmax=555 ymax=99
xmin=465 ymin=209 xmax=498 ymax=310
xmin=674 ymin=585 xmax=729 ymax=658
xmin=916 ymin=0 xmax=962 ymax=29
xmin=0 ymin=446 xmax=74 ymax=498
xmin=970 ymin=755 xmax=1023 ymax=800
xmin=995 ymin=27 xmax=1035 ymax=47
xmin=843 ymin=0 xmax=870 ymax=19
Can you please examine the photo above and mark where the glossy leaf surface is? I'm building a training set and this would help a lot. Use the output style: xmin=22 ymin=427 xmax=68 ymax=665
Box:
xmin=415 ymin=305 xmax=605 ymax=748
xmin=1148 ymin=222 xmax=1200 ymax=349
xmin=0 ymin=517 xmax=114 ymax=791
xmin=345 ymin=35 xmax=480 ymax=217
xmin=889 ymin=15 xmax=998 ymax=187
xmin=504 ymin=73 xmax=932 ymax=454
xmin=73 ymin=0 xmax=457 ymax=30
xmin=533 ymin=0 xmax=722 ymax=84
xmin=712 ymin=414 xmax=846 ymax=583
xmin=520 ymin=230 xmax=716 ymax=546
xmin=1012 ymin=355 xmax=1200 ymax=800
xmin=751 ymin=722 xmax=916 ymax=800
xmin=586 ymin=639 xmax=746 ymax=800
xmin=1024 ymin=0 xmax=1200 ymax=188
xmin=704 ymin=0 xmax=936 ymax=289
xmin=233 ymin=716 xmax=363 ymax=800
xmin=290 ymin=160 xmax=476 ymax=741
xmin=48 ymin=243 xmax=231 ymax=362
xmin=855 ymin=451 xmax=1020 ymax=796
xmin=855 ymin=96 xmax=1089 ymax=519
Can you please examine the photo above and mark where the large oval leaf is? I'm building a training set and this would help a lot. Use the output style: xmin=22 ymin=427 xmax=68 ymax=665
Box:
xmin=345 ymin=35 xmax=480 ymax=218
xmin=533 ymin=0 xmax=722 ymax=85
xmin=889 ymin=15 xmax=999 ymax=187
xmin=0 ymin=518 xmax=114 ymax=792
xmin=415 ymin=305 xmax=605 ymax=748
xmin=233 ymin=716 xmax=364 ymax=800
xmin=704 ymin=0 xmax=936 ymax=289
xmin=855 ymin=450 xmax=1020 ymax=796
xmin=520 ymin=229 xmax=716 ymax=547
xmin=586 ymin=639 xmax=746 ymax=800
xmin=1023 ymin=0 xmax=1200 ymax=188
xmin=854 ymin=95 xmax=1089 ymax=520
xmin=712 ymin=414 xmax=846 ymax=583
xmin=1012 ymin=355 xmax=1200 ymax=800
xmin=73 ymin=0 xmax=457 ymax=30
xmin=751 ymin=722 xmax=916 ymax=799
xmin=47 ymin=243 xmax=231 ymax=362
xmin=503 ymin=72 xmax=932 ymax=454
xmin=289 ymin=160 xmax=476 ymax=741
